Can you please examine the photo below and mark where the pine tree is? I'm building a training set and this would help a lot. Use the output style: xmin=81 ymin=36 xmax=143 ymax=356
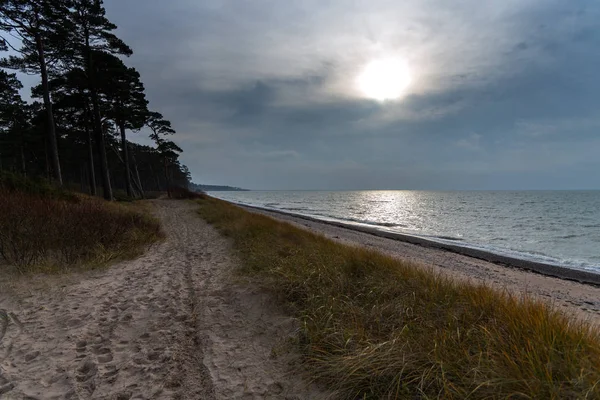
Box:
xmin=68 ymin=0 xmax=132 ymax=200
xmin=0 ymin=0 xmax=72 ymax=184
xmin=0 ymin=70 xmax=28 ymax=174
xmin=146 ymin=111 xmax=179 ymax=195
xmin=96 ymin=52 xmax=148 ymax=197
xmin=34 ymin=67 xmax=98 ymax=194
xmin=157 ymin=140 xmax=182 ymax=198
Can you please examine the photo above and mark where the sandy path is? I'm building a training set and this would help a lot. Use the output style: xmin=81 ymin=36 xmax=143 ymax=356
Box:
xmin=247 ymin=207 xmax=600 ymax=326
xmin=0 ymin=200 xmax=326 ymax=399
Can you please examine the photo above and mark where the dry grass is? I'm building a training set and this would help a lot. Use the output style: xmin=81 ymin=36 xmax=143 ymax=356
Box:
xmin=197 ymin=196 xmax=600 ymax=399
xmin=0 ymin=189 xmax=163 ymax=273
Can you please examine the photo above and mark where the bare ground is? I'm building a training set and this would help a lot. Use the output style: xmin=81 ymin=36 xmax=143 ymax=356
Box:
xmin=0 ymin=200 xmax=328 ymax=399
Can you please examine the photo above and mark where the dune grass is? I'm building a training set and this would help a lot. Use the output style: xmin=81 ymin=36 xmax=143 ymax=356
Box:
xmin=197 ymin=196 xmax=600 ymax=399
xmin=0 ymin=188 xmax=163 ymax=274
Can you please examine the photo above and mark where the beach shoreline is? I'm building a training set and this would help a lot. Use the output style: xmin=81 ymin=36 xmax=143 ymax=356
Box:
xmin=240 ymin=203 xmax=600 ymax=325
xmin=240 ymin=203 xmax=600 ymax=286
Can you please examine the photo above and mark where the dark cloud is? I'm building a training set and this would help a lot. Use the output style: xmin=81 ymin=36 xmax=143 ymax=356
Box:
xmin=99 ymin=0 xmax=600 ymax=189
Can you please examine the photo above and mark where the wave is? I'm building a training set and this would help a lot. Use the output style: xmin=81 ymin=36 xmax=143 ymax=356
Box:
xmin=280 ymin=207 xmax=315 ymax=212
xmin=433 ymin=235 xmax=464 ymax=242
xmin=264 ymin=204 xmax=405 ymax=229
xmin=336 ymin=216 xmax=405 ymax=228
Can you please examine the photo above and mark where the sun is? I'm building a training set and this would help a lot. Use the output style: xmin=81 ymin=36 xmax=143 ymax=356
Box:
xmin=356 ymin=58 xmax=412 ymax=101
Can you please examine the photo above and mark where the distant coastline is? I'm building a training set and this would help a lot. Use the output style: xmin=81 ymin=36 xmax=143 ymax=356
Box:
xmin=190 ymin=184 xmax=249 ymax=192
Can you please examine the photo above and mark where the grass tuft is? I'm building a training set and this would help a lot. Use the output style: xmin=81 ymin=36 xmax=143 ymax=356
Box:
xmin=0 ymin=188 xmax=163 ymax=273
xmin=197 ymin=196 xmax=600 ymax=399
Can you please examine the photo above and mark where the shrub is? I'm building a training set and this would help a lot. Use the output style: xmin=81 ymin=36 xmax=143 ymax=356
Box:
xmin=0 ymin=170 xmax=79 ymax=202
xmin=170 ymin=186 xmax=206 ymax=200
xmin=0 ymin=189 xmax=162 ymax=272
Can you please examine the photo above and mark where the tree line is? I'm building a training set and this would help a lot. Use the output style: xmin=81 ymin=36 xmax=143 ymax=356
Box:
xmin=0 ymin=0 xmax=190 ymax=200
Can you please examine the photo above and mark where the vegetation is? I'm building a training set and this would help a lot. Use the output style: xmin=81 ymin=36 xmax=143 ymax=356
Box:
xmin=0 ymin=168 xmax=75 ymax=199
xmin=197 ymin=196 xmax=600 ymax=399
xmin=189 ymin=183 xmax=248 ymax=192
xmin=0 ymin=0 xmax=190 ymax=199
xmin=0 ymin=173 xmax=162 ymax=273
xmin=170 ymin=185 xmax=206 ymax=200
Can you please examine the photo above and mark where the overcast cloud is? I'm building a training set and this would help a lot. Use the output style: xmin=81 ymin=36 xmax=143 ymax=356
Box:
xmin=102 ymin=0 xmax=600 ymax=190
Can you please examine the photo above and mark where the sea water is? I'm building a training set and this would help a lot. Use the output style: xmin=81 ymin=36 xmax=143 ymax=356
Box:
xmin=209 ymin=190 xmax=600 ymax=273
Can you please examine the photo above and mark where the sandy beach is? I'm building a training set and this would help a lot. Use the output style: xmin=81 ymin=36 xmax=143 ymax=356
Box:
xmin=244 ymin=205 xmax=600 ymax=326
xmin=0 ymin=200 xmax=327 ymax=399
xmin=2 ymin=199 xmax=600 ymax=398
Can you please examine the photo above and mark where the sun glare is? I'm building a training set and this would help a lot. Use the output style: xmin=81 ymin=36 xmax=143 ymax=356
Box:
xmin=357 ymin=58 xmax=411 ymax=101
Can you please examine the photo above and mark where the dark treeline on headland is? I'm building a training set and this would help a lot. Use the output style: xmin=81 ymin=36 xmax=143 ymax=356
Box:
xmin=0 ymin=0 xmax=190 ymax=200
xmin=190 ymin=183 xmax=248 ymax=192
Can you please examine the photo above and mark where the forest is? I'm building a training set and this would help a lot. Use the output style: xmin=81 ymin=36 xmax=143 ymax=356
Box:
xmin=0 ymin=0 xmax=190 ymax=200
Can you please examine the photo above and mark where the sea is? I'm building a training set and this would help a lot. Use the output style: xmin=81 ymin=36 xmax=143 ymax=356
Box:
xmin=208 ymin=190 xmax=600 ymax=274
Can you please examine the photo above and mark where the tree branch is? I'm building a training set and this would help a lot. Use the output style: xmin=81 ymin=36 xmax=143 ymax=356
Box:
xmin=0 ymin=34 xmax=23 ymax=53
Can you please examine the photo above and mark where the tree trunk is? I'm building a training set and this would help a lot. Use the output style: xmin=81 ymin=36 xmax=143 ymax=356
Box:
xmin=164 ymin=157 xmax=171 ymax=198
xmin=118 ymin=121 xmax=132 ymax=198
xmin=108 ymin=143 xmax=141 ymax=197
xmin=131 ymin=171 xmax=143 ymax=198
xmin=85 ymin=120 xmax=96 ymax=196
xmin=132 ymin=152 xmax=145 ymax=199
xmin=148 ymin=163 xmax=161 ymax=191
xmin=19 ymin=143 xmax=26 ymax=177
xmin=80 ymin=164 xmax=86 ymax=192
xmin=35 ymin=31 xmax=62 ymax=186
xmin=82 ymin=97 xmax=97 ymax=196
xmin=44 ymin=137 xmax=51 ymax=182
xmin=85 ymin=30 xmax=112 ymax=200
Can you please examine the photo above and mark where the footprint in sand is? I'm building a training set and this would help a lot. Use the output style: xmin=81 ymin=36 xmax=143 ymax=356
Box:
xmin=75 ymin=358 xmax=97 ymax=383
xmin=24 ymin=350 xmax=40 ymax=362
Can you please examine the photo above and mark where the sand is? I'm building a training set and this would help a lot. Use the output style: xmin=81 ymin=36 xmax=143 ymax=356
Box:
xmin=3 ymin=198 xmax=600 ymax=399
xmin=244 ymin=206 xmax=600 ymax=326
xmin=0 ymin=200 xmax=328 ymax=399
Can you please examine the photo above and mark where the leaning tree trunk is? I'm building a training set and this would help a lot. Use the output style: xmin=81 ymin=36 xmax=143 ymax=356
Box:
xmin=83 ymin=98 xmax=97 ymax=196
xmin=132 ymin=152 xmax=145 ymax=199
xmin=118 ymin=120 xmax=133 ymax=198
xmin=85 ymin=32 xmax=112 ymax=200
xmin=35 ymin=32 xmax=62 ymax=186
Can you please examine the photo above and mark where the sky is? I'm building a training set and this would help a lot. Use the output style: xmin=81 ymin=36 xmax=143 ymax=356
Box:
xmin=98 ymin=0 xmax=600 ymax=190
